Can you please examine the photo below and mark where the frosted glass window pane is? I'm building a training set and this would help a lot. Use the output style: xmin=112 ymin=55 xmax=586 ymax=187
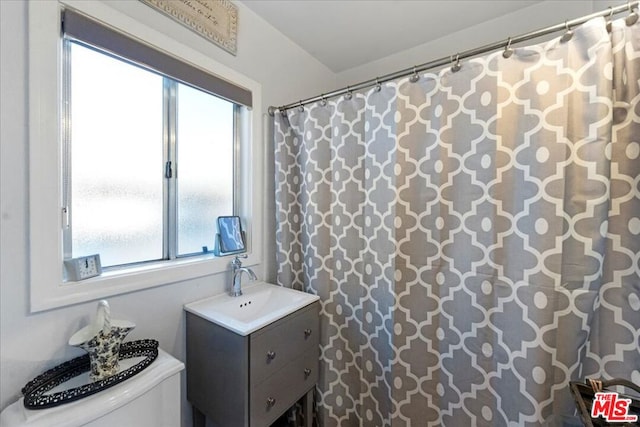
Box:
xmin=176 ymin=84 xmax=234 ymax=255
xmin=70 ymin=43 xmax=164 ymax=267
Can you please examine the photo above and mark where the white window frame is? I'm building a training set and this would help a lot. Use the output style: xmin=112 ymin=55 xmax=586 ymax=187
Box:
xmin=28 ymin=0 xmax=263 ymax=312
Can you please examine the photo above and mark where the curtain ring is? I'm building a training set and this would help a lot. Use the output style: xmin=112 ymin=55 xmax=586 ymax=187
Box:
xmin=627 ymin=0 xmax=639 ymax=25
xmin=320 ymin=94 xmax=327 ymax=107
xmin=560 ymin=20 xmax=573 ymax=43
xmin=374 ymin=77 xmax=382 ymax=92
xmin=345 ymin=86 xmax=353 ymax=100
xmin=606 ymin=6 xmax=614 ymax=32
xmin=451 ymin=54 xmax=461 ymax=72
xmin=279 ymin=106 xmax=287 ymax=117
xmin=409 ymin=66 xmax=420 ymax=82
xmin=503 ymin=37 xmax=514 ymax=58
xmin=297 ymin=101 xmax=304 ymax=112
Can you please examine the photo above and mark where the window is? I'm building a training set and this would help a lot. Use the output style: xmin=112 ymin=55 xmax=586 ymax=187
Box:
xmin=28 ymin=2 xmax=263 ymax=312
xmin=65 ymin=41 xmax=235 ymax=268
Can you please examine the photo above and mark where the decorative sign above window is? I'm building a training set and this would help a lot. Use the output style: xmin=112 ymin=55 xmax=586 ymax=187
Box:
xmin=140 ymin=0 xmax=238 ymax=55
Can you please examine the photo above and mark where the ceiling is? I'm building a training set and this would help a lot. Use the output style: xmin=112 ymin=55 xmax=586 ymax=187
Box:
xmin=242 ymin=0 xmax=546 ymax=73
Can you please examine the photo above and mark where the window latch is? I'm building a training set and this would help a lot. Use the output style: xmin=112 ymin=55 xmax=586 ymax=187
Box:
xmin=62 ymin=206 xmax=70 ymax=229
xmin=165 ymin=161 xmax=173 ymax=178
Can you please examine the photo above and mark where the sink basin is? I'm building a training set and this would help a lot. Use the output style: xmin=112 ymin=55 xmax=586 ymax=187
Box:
xmin=184 ymin=282 xmax=320 ymax=336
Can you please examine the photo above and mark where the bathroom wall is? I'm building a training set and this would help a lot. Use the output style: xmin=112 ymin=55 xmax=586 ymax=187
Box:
xmin=0 ymin=0 xmax=335 ymax=424
xmin=336 ymin=0 xmax=623 ymax=86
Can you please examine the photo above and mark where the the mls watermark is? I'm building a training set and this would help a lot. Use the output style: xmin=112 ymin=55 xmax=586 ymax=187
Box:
xmin=591 ymin=392 xmax=638 ymax=423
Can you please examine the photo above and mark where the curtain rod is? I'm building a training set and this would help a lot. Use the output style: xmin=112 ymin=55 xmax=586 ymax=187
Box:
xmin=268 ymin=1 xmax=638 ymax=116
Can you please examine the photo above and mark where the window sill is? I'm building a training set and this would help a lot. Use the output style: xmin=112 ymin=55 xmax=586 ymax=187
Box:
xmin=32 ymin=252 xmax=260 ymax=313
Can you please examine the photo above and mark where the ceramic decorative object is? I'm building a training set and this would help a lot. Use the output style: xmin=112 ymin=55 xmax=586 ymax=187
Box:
xmin=68 ymin=300 xmax=135 ymax=382
xmin=21 ymin=339 xmax=159 ymax=409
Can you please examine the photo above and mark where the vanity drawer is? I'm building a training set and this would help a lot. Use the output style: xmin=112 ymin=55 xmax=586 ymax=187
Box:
xmin=250 ymin=301 xmax=319 ymax=386
xmin=250 ymin=347 xmax=319 ymax=427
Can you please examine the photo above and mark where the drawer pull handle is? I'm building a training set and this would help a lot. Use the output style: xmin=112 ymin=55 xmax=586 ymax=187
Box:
xmin=266 ymin=397 xmax=276 ymax=408
xmin=266 ymin=351 xmax=276 ymax=361
xmin=304 ymin=368 xmax=311 ymax=379
xmin=304 ymin=329 xmax=312 ymax=338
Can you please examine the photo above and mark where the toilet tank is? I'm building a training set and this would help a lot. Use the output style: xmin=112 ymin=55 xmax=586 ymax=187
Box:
xmin=0 ymin=349 xmax=184 ymax=427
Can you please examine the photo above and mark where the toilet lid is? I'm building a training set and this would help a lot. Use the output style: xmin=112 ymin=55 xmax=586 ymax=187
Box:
xmin=0 ymin=349 xmax=184 ymax=427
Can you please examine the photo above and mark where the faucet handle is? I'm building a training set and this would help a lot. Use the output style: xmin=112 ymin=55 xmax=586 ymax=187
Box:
xmin=231 ymin=254 xmax=247 ymax=269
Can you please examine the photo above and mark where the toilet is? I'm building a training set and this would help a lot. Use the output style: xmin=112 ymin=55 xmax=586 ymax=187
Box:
xmin=0 ymin=349 xmax=184 ymax=427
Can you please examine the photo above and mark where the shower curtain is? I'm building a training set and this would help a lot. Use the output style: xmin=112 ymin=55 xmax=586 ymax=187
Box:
xmin=274 ymin=17 xmax=639 ymax=426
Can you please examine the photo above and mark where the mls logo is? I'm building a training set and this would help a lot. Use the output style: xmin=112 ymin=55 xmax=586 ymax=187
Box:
xmin=591 ymin=392 xmax=638 ymax=423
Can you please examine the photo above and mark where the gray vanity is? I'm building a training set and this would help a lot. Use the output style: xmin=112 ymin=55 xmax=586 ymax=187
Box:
xmin=185 ymin=282 xmax=320 ymax=427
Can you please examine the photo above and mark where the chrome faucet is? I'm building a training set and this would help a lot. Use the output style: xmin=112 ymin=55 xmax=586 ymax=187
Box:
xmin=230 ymin=255 xmax=257 ymax=297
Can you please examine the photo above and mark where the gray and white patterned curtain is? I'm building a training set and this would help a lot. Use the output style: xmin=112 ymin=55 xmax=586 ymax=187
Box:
xmin=274 ymin=17 xmax=639 ymax=427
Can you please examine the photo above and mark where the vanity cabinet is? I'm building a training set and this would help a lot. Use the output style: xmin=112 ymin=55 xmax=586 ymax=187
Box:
xmin=186 ymin=301 xmax=319 ymax=427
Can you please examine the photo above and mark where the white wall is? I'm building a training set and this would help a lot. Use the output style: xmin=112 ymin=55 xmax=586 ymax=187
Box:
xmin=336 ymin=0 xmax=623 ymax=87
xmin=0 ymin=1 xmax=335 ymax=425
